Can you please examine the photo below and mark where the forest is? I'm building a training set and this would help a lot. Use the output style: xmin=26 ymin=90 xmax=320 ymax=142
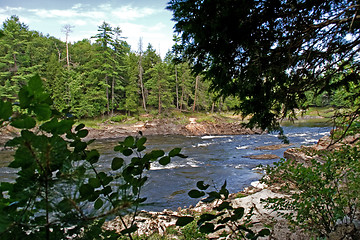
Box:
xmin=0 ymin=15 xmax=241 ymax=119
xmin=1 ymin=0 xmax=360 ymax=239
xmin=0 ymin=15 xmax=352 ymax=122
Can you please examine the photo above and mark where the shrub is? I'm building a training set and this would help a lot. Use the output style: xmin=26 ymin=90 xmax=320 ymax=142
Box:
xmin=263 ymin=146 xmax=360 ymax=238
xmin=0 ymin=75 xmax=186 ymax=239
xmin=176 ymin=181 xmax=270 ymax=239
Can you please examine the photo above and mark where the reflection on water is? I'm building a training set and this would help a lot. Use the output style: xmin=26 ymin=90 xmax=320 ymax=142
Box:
xmin=0 ymin=124 xmax=331 ymax=211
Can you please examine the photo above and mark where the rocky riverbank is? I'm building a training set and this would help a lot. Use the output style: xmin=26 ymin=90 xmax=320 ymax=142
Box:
xmin=84 ymin=117 xmax=263 ymax=141
xmin=104 ymin=131 xmax=360 ymax=239
xmin=0 ymin=117 xmax=262 ymax=149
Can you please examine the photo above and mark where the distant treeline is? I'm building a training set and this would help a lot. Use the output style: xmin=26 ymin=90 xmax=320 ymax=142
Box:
xmin=0 ymin=16 xmax=349 ymax=119
xmin=0 ymin=16 xmax=241 ymax=118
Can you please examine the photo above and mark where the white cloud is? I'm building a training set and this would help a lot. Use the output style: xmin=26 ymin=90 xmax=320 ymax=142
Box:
xmin=110 ymin=6 xmax=159 ymax=20
xmin=0 ymin=2 xmax=174 ymax=58
xmin=72 ymin=3 xmax=83 ymax=10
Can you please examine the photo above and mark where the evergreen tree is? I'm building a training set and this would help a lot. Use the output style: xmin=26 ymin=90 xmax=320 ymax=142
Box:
xmin=124 ymin=52 xmax=140 ymax=115
xmin=0 ymin=16 xmax=31 ymax=100
xmin=145 ymin=62 xmax=173 ymax=114
xmin=168 ymin=0 xmax=360 ymax=131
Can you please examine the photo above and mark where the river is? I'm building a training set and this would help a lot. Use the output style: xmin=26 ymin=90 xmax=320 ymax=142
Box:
xmin=0 ymin=122 xmax=332 ymax=212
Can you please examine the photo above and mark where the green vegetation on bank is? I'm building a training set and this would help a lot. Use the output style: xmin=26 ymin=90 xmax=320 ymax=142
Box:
xmin=0 ymin=15 xmax=355 ymax=128
xmin=0 ymin=16 xmax=239 ymax=120
xmin=1 ymin=0 xmax=360 ymax=239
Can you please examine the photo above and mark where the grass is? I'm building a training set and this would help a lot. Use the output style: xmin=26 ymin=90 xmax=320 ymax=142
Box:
xmin=74 ymin=107 xmax=339 ymax=130
xmin=300 ymin=106 xmax=336 ymax=118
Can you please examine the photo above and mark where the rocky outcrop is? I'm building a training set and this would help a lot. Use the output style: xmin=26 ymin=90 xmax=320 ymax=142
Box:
xmin=244 ymin=154 xmax=280 ymax=160
xmin=283 ymin=133 xmax=360 ymax=165
xmin=83 ymin=118 xmax=263 ymax=141
xmin=255 ymin=144 xmax=292 ymax=150
xmin=184 ymin=120 xmax=263 ymax=136
xmin=103 ymin=182 xmax=312 ymax=239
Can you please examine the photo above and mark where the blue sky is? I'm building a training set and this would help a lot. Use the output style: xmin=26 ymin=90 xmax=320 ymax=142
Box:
xmin=0 ymin=0 xmax=175 ymax=58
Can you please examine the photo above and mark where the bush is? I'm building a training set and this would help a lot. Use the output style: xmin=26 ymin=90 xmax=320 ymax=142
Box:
xmin=176 ymin=181 xmax=270 ymax=239
xmin=263 ymin=146 xmax=360 ymax=238
xmin=0 ymin=75 xmax=186 ymax=240
xmin=110 ymin=114 xmax=128 ymax=122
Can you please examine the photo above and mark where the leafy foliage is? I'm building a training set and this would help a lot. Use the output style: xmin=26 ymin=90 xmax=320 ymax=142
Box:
xmin=0 ymin=16 xmax=239 ymax=118
xmin=176 ymin=181 xmax=270 ymax=239
xmin=167 ymin=0 xmax=360 ymax=132
xmin=0 ymin=75 xmax=186 ymax=239
xmin=263 ymin=146 xmax=360 ymax=238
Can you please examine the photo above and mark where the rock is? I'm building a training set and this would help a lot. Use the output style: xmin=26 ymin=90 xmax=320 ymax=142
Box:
xmin=103 ymin=210 xmax=179 ymax=236
xmin=255 ymin=144 xmax=292 ymax=150
xmin=251 ymin=181 xmax=268 ymax=189
xmin=244 ymin=154 xmax=280 ymax=160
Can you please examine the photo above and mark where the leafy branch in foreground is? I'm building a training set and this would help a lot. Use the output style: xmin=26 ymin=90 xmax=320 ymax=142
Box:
xmin=0 ymin=74 xmax=186 ymax=239
xmin=263 ymin=146 xmax=360 ymax=238
xmin=176 ymin=181 xmax=270 ymax=239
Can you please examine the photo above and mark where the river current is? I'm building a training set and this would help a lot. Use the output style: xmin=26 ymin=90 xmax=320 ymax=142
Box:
xmin=0 ymin=123 xmax=331 ymax=212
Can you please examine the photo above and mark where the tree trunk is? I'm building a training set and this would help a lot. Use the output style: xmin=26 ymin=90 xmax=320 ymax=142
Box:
xmin=111 ymin=76 xmax=115 ymax=116
xmin=158 ymin=87 xmax=161 ymax=114
xmin=180 ymin=78 xmax=184 ymax=111
xmin=138 ymin=38 xmax=147 ymax=112
xmin=54 ymin=43 xmax=61 ymax=62
xmin=66 ymin=37 xmax=69 ymax=69
xmin=175 ymin=65 xmax=179 ymax=109
xmin=106 ymin=75 xmax=109 ymax=115
xmin=192 ymin=75 xmax=199 ymax=112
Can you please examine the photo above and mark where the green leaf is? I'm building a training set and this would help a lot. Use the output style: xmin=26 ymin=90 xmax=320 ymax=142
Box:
xmin=188 ymin=189 xmax=205 ymax=198
xmin=204 ymin=191 xmax=221 ymax=202
xmin=111 ymin=157 xmax=124 ymax=170
xmin=114 ymin=145 xmax=125 ymax=152
xmin=121 ymin=225 xmax=138 ymax=234
xmin=136 ymin=137 xmax=147 ymax=149
xmin=197 ymin=181 xmax=210 ymax=190
xmin=232 ymin=207 xmax=245 ymax=220
xmin=214 ymin=225 xmax=226 ymax=231
xmin=11 ymin=116 xmax=36 ymax=129
xmin=57 ymin=119 xmax=75 ymax=134
xmin=122 ymin=148 xmax=133 ymax=156
xmin=169 ymin=148 xmax=181 ymax=157
xmin=151 ymin=150 xmax=165 ymax=159
xmin=79 ymin=184 xmax=94 ymax=197
xmin=176 ymin=216 xmax=194 ymax=226
xmin=75 ymin=123 xmax=85 ymax=131
xmin=18 ymin=87 xmax=31 ymax=108
xmin=74 ymin=141 xmax=87 ymax=153
xmin=217 ymin=217 xmax=231 ymax=224
xmin=257 ymin=228 xmax=271 ymax=237
xmin=215 ymin=201 xmax=232 ymax=211
xmin=94 ymin=198 xmax=103 ymax=209
xmin=34 ymin=103 xmax=52 ymax=121
xmin=220 ymin=181 xmax=229 ymax=199
xmin=0 ymin=100 xmax=12 ymax=120
xmin=199 ymin=223 xmax=215 ymax=233
xmin=28 ymin=74 xmax=43 ymax=92
xmin=40 ymin=118 xmax=74 ymax=134
xmin=159 ymin=156 xmax=170 ymax=165
xmin=87 ymin=149 xmax=100 ymax=164
xmin=123 ymin=136 xmax=135 ymax=147
xmin=176 ymin=153 xmax=187 ymax=158
xmin=77 ymin=129 xmax=89 ymax=138
xmin=58 ymin=199 xmax=73 ymax=213
xmin=101 ymin=186 xmax=112 ymax=195
xmin=200 ymin=213 xmax=217 ymax=221
xmin=89 ymin=178 xmax=101 ymax=188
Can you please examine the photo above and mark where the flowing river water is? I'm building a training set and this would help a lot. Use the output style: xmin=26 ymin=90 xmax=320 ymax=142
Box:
xmin=0 ymin=121 xmax=332 ymax=212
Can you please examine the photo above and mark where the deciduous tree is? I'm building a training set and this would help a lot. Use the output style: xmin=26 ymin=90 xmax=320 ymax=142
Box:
xmin=168 ymin=0 xmax=360 ymax=132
